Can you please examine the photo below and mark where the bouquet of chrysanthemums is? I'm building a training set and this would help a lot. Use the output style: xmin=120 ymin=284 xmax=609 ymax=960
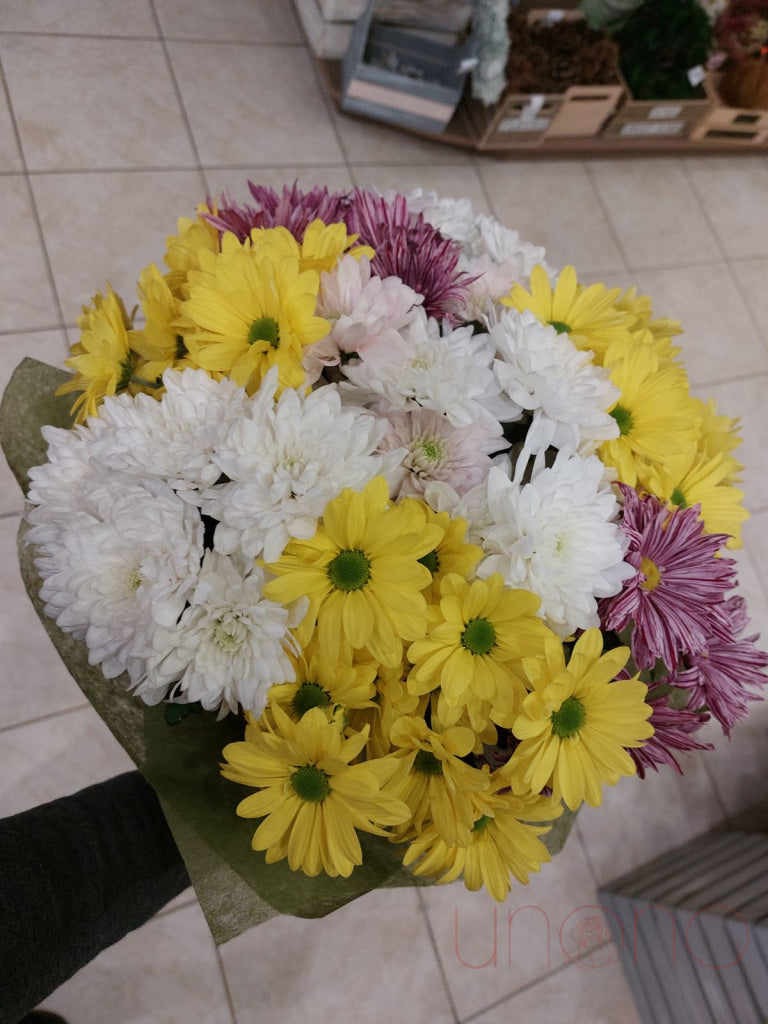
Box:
xmin=2 ymin=181 xmax=766 ymax=942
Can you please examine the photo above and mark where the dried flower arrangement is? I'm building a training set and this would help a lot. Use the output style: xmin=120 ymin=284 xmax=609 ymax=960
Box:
xmin=503 ymin=12 xmax=619 ymax=95
xmin=714 ymin=0 xmax=768 ymax=108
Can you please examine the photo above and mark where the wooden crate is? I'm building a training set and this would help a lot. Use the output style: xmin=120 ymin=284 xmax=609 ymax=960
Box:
xmin=470 ymin=81 xmax=624 ymax=149
xmin=603 ymin=69 xmax=713 ymax=139
xmin=468 ymin=9 xmax=624 ymax=149
xmin=689 ymin=72 xmax=768 ymax=145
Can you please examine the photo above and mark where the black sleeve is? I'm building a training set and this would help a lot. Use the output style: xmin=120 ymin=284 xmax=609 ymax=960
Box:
xmin=0 ymin=771 xmax=190 ymax=1024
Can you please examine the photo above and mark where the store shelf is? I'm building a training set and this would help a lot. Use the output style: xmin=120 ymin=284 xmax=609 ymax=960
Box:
xmin=319 ymin=60 xmax=768 ymax=157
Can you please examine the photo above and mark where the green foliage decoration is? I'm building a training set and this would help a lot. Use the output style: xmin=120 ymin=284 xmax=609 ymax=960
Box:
xmin=612 ymin=0 xmax=714 ymax=99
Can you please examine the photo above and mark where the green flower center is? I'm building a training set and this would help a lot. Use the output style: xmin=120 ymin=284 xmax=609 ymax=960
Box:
xmin=292 ymin=682 xmax=331 ymax=717
xmin=414 ymin=750 xmax=443 ymax=776
xmin=551 ymin=696 xmax=586 ymax=738
xmin=175 ymin=334 xmax=187 ymax=359
xmin=419 ymin=440 xmax=442 ymax=463
xmin=670 ymin=487 xmax=687 ymax=508
xmin=291 ymin=764 xmax=330 ymax=803
xmin=461 ymin=617 xmax=496 ymax=656
xmin=472 ymin=814 xmax=492 ymax=833
xmin=611 ymin=404 xmax=634 ymax=436
xmin=327 ymin=549 xmax=371 ymax=592
xmin=418 ymin=549 xmax=440 ymax=575
xmin=248 ymin=316 xmax=281 ymax=349
xmin=549 ymin=320 xmax=572 ymax=335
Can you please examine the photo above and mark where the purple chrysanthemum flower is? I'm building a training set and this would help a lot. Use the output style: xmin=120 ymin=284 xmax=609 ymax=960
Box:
xmin=671 ymin=595 xmax=768 ymax=737
xmin=205 ymin=182 xmax=352 ymax=242
xmin=344 ymin=189 xmax=470 ymax=322
xmin=599 ymin=486 xmax=736 ymax=672
xmin=629 ymin=685 xmax=713 ymax=779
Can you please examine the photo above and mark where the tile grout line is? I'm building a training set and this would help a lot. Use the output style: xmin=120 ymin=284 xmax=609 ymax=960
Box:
xmin=457 ymin=939 xmax=618 ymax=1024
xmin=0 ymin=160 xmax=490 ymax=178
xmin=690 ymin=368 xmax=768 ymax=392
xmin=0 ymin=57 xmax=67 ymax=333
xmin=472 ymin=153 xmax=498 ymax=218
xmin=146 ymin=0 xmax=206 ymax=191
xmin=700 ymin=753 xmax=733 ymax=828
xmin=680 ymin=157 xmax=731 ymax=264
xmin=298 ymin=26 xmax=354 ymax=174
xmin=214 ymin=946 xmax=240 ymax=1024
xmin=416 ymin=888 xmax=461 ymax=1024
xmin=573 ymin=820 xmax=600 ymax=888
xmin=582 ymin=160 xmax=631 ymax=274
xmin=0 ymin=701 xmax=91 ymax=735
xmin=723 ymin=260 xmax=768 ymax=362
xmin=0 ymin=29 xmax=306 ymax=46
xmin=0 ymin=323 xmax=64 ymax=336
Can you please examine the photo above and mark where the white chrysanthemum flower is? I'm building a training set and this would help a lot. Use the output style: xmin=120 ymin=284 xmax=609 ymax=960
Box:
xmin=475 ymin=214 xmax=554 ymax=282
xmin=422 ymin=452 xmax=512 ymax=545
xmin=26 ymin=421 xmax=117 ymax=543
xmin=307 ymin=254 xmax=423 ymax=377
xmin=404 ymin=189 xmax=479 ymax=248
xmin=341 ymin=308 xmax=519 ymax=428
xmin=34 ymin=480 xmax=204 ymax=683
xmin=380 ymin=408 xmax=507 ymax=498
xmin=477 ymin=456 xmax=633 ymax=637
xmin=202 ymin=368 xmax=399 ymax=562
xmin=88 ymin=368 xmax=249 ymax=491
xmin=139 ymin=552 xmax=305 ymax=715
xmin=491 ymin=308 xmax=620 ymax=476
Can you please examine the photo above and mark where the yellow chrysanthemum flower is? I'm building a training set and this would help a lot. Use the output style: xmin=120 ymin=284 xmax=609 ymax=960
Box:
xmin=250 ymin=219 xmax=373 ymax=274
xmin=407 ymin=573 xmax=549 ymax=731
xmin=221 ymin=705 xmax=409 ymax=878
xmin=501 ymin=265 xmax=634 ymax=364
xmin=642 ymin=448 xmax=749 ymax=550
xmin=617 ymin=285 xmax=683 ymax=343
xmin=127 ymin=264 xmax=196 ymax=388
xmin=347 ymin=659 xmax=422 ymax=759
xmin=56 ymin=286 xmax=135 ymax=423
xmin=388 ymin=715 xmax=489 ymax=846
xmin=164 ymin=204 xmax=220 ymax=297
xmin=182 ymin=235 xmax=330 ymax=395
xmin=267 ymin=643 xmax=377 ymax=727
xmin=402 ymin=786 xmax=560 ymax=901
xmin=599 ymin=337 xmax=702 ymax=488
xmin=406 ymin=505 xmax=483 ymax=604
xmin=504 ymin=629 xmax=653 ymax=811
xmin=693 ymin=396 xmax=743 ymax=467
xmin=262 ymin=476 xmax=444 ymax=667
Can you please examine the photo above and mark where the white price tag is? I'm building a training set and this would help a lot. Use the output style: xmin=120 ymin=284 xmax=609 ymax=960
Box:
xmin=545 ymin=9 xmax=565 ymax=22
xmin=619 ymin=121 xmax=685 ymax=136
xmin=687 ymin=65 xmax=706 ymax=87
xmin=521 ymin=94 xmax=546 ymax=119
xmin=649 ymin=104 xmax=683 ymax=119
xmin=499 ymin=116 xmax=550 ymax=133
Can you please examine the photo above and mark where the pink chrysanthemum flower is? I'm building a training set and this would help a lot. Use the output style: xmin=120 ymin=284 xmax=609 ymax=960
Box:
xmin=628 ymin=684 xmax=712 ymax=779
xmin=379 ymin=408 xmax=508 ymax=498
xmin=344 ymin=190 xmax=470 ymax=321
xmin=305 ymin=255 xmax=423 ymax=379
xmin=599 ymin=485 xmax=736 ymax=671
xmin=671 ymin=595 xmax=768 ymax=736
xmin=205 ymin=182 xmax=351 ymax=242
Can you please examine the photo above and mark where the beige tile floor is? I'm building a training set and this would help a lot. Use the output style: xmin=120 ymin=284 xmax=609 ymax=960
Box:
xmin=1 ymin=3 xmax=768 ymax=1022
